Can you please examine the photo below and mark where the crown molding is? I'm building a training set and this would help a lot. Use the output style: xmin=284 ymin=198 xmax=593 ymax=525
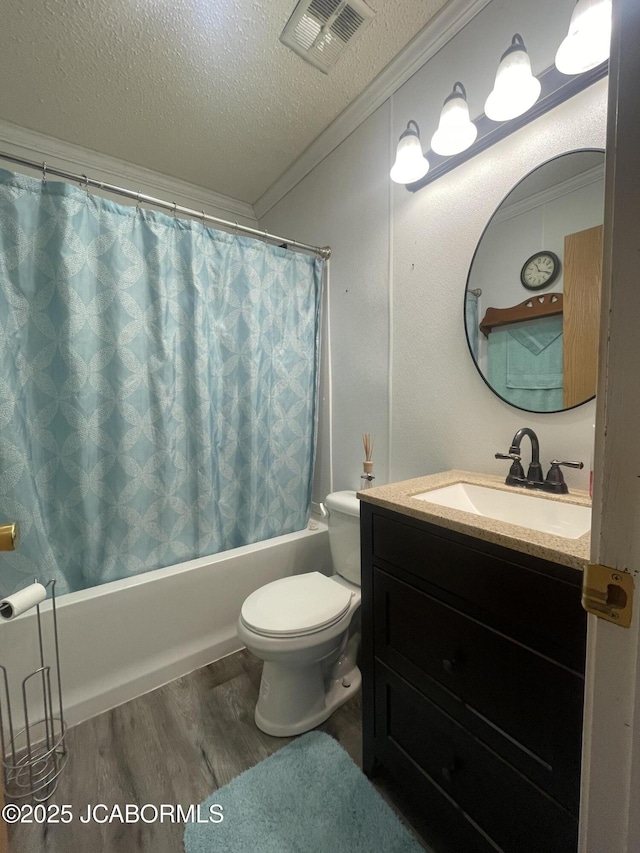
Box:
xmin=0 ymin=119 xmax=257 ymax=224
xmin=492 ymin=162 xmax=605 ymax=225
xmin=254 ymin=0 xmax=493 ymax=219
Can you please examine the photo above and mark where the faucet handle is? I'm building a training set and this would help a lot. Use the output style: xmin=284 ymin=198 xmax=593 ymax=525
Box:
xmin=495 ymin=452 xmax=525 ymax=481
xmin=544 ymin=460 xmax=584 ymax=494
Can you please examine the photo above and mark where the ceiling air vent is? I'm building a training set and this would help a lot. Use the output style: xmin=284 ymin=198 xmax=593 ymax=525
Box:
xmin=280 ymin=0 xmax=376 ymax=74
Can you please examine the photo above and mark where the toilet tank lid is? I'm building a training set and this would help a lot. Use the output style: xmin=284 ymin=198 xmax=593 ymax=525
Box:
xmin=325 ymin=490 xmax=360 ymax=517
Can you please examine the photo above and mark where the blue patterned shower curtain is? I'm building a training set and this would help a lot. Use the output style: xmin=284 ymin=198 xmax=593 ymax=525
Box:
xmin=0 ymin=169 xmax=323 ymax=596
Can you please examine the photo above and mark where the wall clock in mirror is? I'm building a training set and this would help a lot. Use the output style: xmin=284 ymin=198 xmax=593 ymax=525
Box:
xmin=520 ymin=250 xmax=561 ymax=290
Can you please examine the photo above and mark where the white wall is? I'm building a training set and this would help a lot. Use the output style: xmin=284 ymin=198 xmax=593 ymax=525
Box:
xmin=261 ymin=0 xmax=605 ymax=495
xmin=393 ymin=83 xmax=604 ymax=489
xmin=473 ymin=174 xmax=605 ymax=310
xmin=260 ymin=105 xmax=392 ymax=500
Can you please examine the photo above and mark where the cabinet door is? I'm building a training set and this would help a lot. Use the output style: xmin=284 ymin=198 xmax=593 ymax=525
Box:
xmin=374 ymin=569 xmax=584 ymax=812
xmin=376 ymin=664 xmax=578 ymax=853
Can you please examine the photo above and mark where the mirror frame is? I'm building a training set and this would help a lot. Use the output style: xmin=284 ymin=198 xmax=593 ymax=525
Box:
xmin=464 ymin=147 xmax=605 ymax=414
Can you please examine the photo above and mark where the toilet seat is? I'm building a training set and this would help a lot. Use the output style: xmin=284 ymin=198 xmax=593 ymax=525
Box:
xmin=240 ymin=572 xmax=353 ymax=638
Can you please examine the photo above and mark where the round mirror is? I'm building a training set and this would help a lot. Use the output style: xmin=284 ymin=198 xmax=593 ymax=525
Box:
xmin=465 ymin=149 xmax=605 ymax=413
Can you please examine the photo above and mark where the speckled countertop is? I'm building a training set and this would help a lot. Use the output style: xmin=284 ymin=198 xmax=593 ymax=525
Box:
xmin=357 ymin=470 xmax=591 ymax=572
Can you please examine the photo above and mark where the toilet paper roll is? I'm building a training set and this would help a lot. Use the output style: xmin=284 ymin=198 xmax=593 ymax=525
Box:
xmin=0 ymin=582 xmax=47 ymax=620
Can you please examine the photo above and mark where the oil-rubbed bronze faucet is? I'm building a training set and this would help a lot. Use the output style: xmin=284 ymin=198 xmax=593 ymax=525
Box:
xmin=496 ymin=428 xmax=583 ymax=494
xmin=496 ymin=427 xmax=544 ymax=486
xmin=0 ymin=522 xmax=19 ymax=550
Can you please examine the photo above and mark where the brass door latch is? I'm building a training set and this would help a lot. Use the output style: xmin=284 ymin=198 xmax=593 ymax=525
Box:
xmin=0 ymin=522 xmax=19 ymax=551
xmin=582 ymin=563 xmax=634 ymax=628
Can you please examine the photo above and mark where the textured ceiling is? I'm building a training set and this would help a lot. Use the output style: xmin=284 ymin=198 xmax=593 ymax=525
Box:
xmin=0 ymin=0 xmax=450 ymax=204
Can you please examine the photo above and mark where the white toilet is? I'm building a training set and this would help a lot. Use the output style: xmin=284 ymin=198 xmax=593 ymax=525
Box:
xmin=237 ymin=491 xmax=361 ymax=737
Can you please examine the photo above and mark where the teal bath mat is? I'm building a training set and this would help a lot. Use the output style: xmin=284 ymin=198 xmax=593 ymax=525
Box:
xmin=183 ymin=731 xmax=424 ymax=852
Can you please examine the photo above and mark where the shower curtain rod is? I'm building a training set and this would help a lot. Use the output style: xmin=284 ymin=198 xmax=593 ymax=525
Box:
xmin=0 ymin=151 xmax=332 ymax=260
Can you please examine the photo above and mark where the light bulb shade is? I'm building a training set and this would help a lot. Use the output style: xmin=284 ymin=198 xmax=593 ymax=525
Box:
xmin=430 ymin=83 xmax=478 ymax=156
xmin=555 ymin=0 xmax=612 ymax=75
xmin=390 ymin=122 xmax=429 ymax=184
xmin=484 ymin=34 xmax=541 ymax=122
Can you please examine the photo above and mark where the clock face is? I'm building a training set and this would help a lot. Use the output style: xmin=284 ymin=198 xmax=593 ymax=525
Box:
xmin=520 ymin=251 xmax=561 ymax=290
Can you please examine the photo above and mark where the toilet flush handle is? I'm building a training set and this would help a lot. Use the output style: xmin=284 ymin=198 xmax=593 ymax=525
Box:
xmin=309 ymin=502 xmax=328 ymax=530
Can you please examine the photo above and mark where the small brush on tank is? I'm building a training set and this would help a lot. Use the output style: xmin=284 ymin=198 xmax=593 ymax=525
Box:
xmin=361 ymin=433 xmax=374 ymax=489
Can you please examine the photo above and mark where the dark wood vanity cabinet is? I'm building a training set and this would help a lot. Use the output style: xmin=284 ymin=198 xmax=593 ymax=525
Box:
xmin=360 ymin=502 xmax=587 ymax=853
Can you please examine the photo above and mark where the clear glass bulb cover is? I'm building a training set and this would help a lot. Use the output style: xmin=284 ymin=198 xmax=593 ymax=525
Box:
xmin=390 ymin=134 xmax=429 ymax=184
xmin=484 ymin=49 xmax=541 ymax=122
xmin=430 ymin=96 xmax=478 ymax=156
xmin=555 ymin=0 xmax=612 ymax=75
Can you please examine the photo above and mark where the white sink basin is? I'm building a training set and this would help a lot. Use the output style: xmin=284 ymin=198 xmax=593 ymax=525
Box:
xmin=412 ymin=482 xmax=591 ymax=540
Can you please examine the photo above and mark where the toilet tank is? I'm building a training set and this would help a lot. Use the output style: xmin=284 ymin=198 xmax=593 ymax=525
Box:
xmin=324 ymin=491 xmax=361 ymax=586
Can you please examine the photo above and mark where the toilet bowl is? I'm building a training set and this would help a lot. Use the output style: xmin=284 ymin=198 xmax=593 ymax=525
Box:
xmin=237 ymin=491 xmax=361 ymax=737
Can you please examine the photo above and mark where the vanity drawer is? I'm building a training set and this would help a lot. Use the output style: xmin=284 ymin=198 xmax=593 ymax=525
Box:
xmin=375 ymin=664 xmax=578 ymax=853
xmin=373 ymin=568 xmax=583 ymax=811
xmin=370 ymin=510 xmax=586 ymax=672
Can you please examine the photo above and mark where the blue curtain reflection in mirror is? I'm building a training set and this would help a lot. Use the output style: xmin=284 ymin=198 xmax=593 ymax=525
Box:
xmin=465 ymin=289 xmax=480 ymax=361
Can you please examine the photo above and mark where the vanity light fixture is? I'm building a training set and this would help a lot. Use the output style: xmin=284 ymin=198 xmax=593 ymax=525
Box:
xmin=430 ymin=83 xmax=478 ymax=156
xmin=555 ymin=0 xmax=612 ymax=75
xmin=484 ymin=34 xmax=541 ymax=122
xmin=391 ymin=23 xmax=608 ymax=190
xmin=390 ymin=121 xmax=429 ymax=184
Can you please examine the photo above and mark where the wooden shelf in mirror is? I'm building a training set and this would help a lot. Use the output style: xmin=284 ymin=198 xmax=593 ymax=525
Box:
xmin=479 ymin=293 xmax=563 ymax=338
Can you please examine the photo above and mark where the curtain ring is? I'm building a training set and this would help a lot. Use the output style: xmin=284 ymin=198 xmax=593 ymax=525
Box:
xmin=136 ymin=192 xmax=142 ymax=212
xmin=81 ymin=174 xmax=89 ymax=197
xmin=263 ymin=229 xmax=269 ymax=244
xmin=172 ymin=202 xmax=177 ymax=218
xmin=42 ymin=162 xmax=47 ymax=183
xmin=201 ymin=210 xmax=206 ymax=227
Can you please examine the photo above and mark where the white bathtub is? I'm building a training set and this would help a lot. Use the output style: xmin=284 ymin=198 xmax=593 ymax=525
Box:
xmin=0 ymin=519 xmax=330 ymax=731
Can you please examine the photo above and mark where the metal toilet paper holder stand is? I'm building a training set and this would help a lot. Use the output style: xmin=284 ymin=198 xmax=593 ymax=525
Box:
xmin=0 ymin=579 xmax=68 ymax=802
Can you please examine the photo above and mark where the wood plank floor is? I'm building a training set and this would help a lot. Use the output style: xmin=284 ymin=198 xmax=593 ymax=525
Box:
xmin=7 ymin=650 xmax=431 ymax=853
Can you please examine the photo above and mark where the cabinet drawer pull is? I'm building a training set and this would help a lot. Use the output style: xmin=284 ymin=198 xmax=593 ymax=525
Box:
xmin=441 ymin=760 xmax=460 ymax=783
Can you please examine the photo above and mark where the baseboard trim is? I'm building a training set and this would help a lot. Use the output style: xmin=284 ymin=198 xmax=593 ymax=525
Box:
xmin=62 ymin=635 xmax=243 ymax=729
